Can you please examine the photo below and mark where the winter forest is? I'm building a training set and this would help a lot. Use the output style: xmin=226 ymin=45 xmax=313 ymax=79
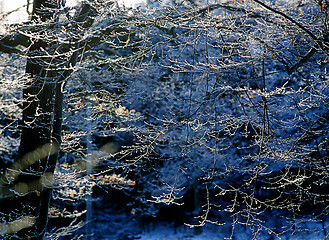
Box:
xmin=0 ymin=0 xmax=328 ymax=239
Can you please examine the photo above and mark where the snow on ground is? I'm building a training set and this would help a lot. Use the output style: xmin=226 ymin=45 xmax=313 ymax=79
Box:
xmin=95 ymin=221 xmax=329 ymax=240
xmin=92 ymin=203 xmax=329 ymax=240
xmin=136 ymin=222 xmax=328 ymax=240
xmin=138 ymin=223 xmax=236 ymax=240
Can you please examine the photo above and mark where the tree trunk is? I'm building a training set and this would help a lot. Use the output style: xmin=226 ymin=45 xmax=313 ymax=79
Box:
xmin=6 ymin=1 xmax=64 ymax=239
xmin=0 ymin=0 xmax=93 ymax=238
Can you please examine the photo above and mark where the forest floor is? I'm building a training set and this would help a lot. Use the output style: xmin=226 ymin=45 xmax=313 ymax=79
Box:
xmin=90 ymin=203 xmax=329 ymax=240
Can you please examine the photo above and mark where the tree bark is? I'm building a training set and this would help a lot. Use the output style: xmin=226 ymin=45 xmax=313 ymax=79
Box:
xmin=7 ymin=1 xmax=64 ymax=239
xmin=0 ymin=1 xmax=94 ymax=238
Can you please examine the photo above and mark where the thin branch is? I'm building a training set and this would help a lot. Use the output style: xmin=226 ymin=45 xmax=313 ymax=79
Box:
xmin=252 ymin=0 xmax=319 ymax=42
xmin=287 ymin=46 xmax=317 ymax=74
xmin=0 ymin=42 xmax=22 ymax=54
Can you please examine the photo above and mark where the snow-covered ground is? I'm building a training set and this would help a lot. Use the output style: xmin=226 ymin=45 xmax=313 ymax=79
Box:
xmin=93 ymin=214 xmax=329 ymax=240
xmin=90 ymin=200 xmax=329 ymax=240
xmin=137 ymin=223 xmax=327 ymax=240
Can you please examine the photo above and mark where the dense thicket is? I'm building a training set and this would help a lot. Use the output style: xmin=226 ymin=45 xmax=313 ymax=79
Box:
xmin=0 ymin=0 xmax=329 ymax=239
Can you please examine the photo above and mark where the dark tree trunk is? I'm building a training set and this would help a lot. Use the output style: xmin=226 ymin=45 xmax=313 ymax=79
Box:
xmin=0 ymin=0 xmax=93 ymax=238
xmin=7 ymin=1 xmax=64 ymax=239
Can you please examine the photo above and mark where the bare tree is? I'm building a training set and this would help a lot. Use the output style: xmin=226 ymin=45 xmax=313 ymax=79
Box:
xmin=0 ymin=0 xmax=329 ymax=239
xmin=0 ymin=0 xmax=95 ymax=238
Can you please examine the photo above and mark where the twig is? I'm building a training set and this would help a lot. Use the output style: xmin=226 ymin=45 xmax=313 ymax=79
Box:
xmin=287 ymin=46 xmax=317 ymax=74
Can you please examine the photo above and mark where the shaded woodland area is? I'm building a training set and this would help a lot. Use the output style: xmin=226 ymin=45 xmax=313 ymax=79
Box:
xmin=0 ymin=0 xmax=329 ymax=239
